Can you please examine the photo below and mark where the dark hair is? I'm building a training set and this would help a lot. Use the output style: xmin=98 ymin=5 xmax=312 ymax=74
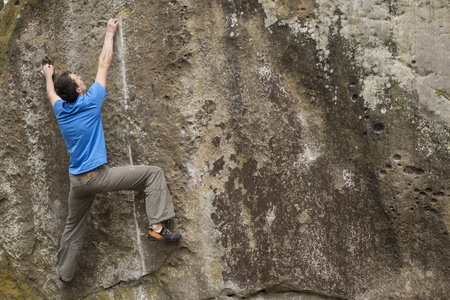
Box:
xmin=54 ymin=71 xmax=79 ymax=102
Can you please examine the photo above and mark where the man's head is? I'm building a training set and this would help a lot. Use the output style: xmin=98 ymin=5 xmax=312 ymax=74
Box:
xmin=54 ymin=71 xmax=87 ymax=102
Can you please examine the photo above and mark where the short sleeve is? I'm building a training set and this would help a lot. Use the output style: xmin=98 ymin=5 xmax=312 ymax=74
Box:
xmin=85 ymin=82 xmax=107 ymax=106
xmin=53 ymin=99 xmax=63 ymax=116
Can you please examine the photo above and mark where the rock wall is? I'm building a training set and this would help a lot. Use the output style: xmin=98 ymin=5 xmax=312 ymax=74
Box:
xmin=0 ymin=0 xmax=449 ymax=299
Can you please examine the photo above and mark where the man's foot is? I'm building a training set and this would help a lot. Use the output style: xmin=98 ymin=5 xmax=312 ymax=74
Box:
xmin=148 ymin=227 xmax=182 ymax=241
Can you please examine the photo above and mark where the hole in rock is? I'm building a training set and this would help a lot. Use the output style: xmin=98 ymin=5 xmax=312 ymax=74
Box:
xmin=411 ymin=60 xmax=416 ymax=64
xmin=380 ymin=170 xmax=387 ymax=175
xmin=403 ymin=166 xmax=425 ymax=176
xmin=393 ymin=154 xmax=402 ymax=161
xmin=352 ymin=94 xmax=358 ymax=101
xmin=349 ymin=75 xmax=358 ymax=86
xmin=425 ymin=188 xmax=432 ymax=192
xmin=385 ymin=164 xmax=392 ymax=169
xmin=432 ymin=191 xmax=444 ymax=196
xmin=431 ymin=198 xmax=437 ymax=203
xmin=373 ymin=123 xmax=385 ymax=132
xmin=212 ymin=136 xmax=221 ymax=147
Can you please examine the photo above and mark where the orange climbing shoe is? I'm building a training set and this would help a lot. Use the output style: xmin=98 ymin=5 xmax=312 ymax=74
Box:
xmin=147 ymin=227 xmax=182 ymax=241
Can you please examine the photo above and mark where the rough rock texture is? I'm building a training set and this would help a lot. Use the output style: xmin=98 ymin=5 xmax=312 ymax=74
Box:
xmin=0 ymin=0 xmax=449 ymax=299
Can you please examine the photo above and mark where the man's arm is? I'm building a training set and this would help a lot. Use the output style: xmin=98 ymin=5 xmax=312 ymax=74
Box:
xmin=41 ymin=64 xmax=60 ymax=107
xmin=95 ymin=18 xmax=118 ymax=89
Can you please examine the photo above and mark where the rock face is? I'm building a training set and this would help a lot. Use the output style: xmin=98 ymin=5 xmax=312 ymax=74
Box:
xmin=0 ymin=0 xmax=449 ymax=299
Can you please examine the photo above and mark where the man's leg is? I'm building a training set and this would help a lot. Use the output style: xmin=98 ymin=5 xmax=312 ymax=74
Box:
xmin=57 ymin=176 xmax=96 ymax=282
xmin=57 ymin=164 xmax=180 ymax=282
xmin=89 ymin=165 xmax=179 ymax=240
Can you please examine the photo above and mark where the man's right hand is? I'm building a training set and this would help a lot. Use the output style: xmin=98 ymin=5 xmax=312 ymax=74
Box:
xmin=96 ymin=18 xmax=118 ymax=89
xmin=106 ymin=18 xmax=118 ymax=37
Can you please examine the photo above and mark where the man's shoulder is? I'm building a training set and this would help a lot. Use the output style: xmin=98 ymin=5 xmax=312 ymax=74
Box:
xmin=85 ymin=82 xmax=107 ymax=101
xmin=89 ymin=81 xmax=106 ymax=93
xmin=53 ymin=99 xmax=63 ymax=106
xmin=53 ymin=99 xmax=64 ymax=114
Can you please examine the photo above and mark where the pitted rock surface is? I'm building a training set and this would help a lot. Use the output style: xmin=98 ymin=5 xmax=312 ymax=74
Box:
xmin=0 ymin=0 xmax=449 ymax=299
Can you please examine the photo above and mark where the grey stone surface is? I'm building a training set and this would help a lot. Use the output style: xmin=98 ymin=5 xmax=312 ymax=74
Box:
xmin=0 ymin=0 xmax=449 ymax=299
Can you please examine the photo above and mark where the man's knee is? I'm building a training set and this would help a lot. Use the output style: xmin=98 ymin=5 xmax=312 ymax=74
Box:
xmin=149 ymin=166 xmax=168 ymax=187
xmin=151 ymin=166 xmax=163 ymax=175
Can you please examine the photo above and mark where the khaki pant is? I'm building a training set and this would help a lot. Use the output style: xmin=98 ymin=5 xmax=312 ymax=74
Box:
xmin=57 ymin=164 xmax=175 ymax=282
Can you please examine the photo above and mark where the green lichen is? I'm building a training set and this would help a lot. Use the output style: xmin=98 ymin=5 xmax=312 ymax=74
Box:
xmin=117 ymin=7 xmax=132 ymax=19
xmin=0 ymin=0 xmax=28 ymax=72
xmin=435 ymin=90 xmax=450 ymax=101
xmin=0 ymin=257 xmax=41 ymax=300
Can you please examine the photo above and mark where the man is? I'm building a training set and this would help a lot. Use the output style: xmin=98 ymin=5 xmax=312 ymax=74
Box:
xmin=41 ymin=18 xmax=181 ymax=283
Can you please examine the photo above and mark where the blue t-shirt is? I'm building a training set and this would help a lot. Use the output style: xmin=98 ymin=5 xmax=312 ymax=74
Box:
xmin=53 ymin=82 xmax=107 ymax=175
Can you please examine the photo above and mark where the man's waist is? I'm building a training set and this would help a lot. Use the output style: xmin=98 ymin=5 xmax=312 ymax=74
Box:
xmin=69 ymin=164 xmax=106 ymax=177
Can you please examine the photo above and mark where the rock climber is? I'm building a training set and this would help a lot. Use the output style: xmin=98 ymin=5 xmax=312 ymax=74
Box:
xmin=41 ymin=18 xmax=181 ymax=283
